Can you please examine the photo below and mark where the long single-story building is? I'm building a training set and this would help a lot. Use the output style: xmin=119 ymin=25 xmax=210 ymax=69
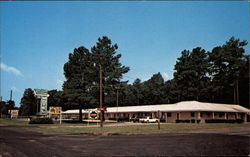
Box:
xmin=62 ymin=101 xmax=249 ymax=123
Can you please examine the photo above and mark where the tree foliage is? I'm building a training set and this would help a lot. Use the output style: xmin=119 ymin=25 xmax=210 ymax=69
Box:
xmin=173 ymin=47 xmax=210 ymax=101
xmin=209 ymin=37 xmax=248 ymax=104
xmin=61 ymin=36 xmax=130 ymax=121
xmin=48 ymin=90 xmax=62 ymax=108
xmin=19 ymin=36 xmax=249 ymax=114
xmin=0 ymin=100 xmax=15 ymax=117
xmin=19 ymin=88 xmax=37 ymax=116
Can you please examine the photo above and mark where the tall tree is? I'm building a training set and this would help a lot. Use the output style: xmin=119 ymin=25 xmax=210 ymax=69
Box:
xmin=238 ymin=55 xmax=249 ymax=107
xmin=48 ymin=90 xmax=62 ymax=109
xmin=143 ymin=73 xmax=165 ymax=104
xmin=173 ymin=47 xmax=210 ymax=101
xmin=132 ymin=79 xmax=143 ymax=105
xmin=209 ymin=37 xmax=248 ymax=104
xmin=63 ymin=46 xmax=94 ymax=122
xmin=19 ymin=88 xmax=37 ymax=116
xmin=62 ymin=36 xmax=129 ymax=120
xmin=91 ymin=36 xmax=130 ymax=106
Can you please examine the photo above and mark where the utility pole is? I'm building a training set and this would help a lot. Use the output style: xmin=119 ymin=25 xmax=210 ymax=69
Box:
xmin=116 ymin=86 xmax=120 ymax=123
xmin=99 ymin=64 xmax=103 ymax=127
xmin=93 ymin=53 xmax=105 ymax=128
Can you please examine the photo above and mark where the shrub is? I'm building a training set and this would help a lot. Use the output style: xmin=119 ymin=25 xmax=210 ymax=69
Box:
xmin=191 ymin=119 xmax=196 ymax=123
xmin=29 ymin=118 xmax=53 ymax=124
xmin=235 ymin=119 xmax=244 ymax=123
xmin=205 ymin=119 xmax=244 ymax=123
xmin=160 ymin=119 xmax=166 ymax=122
xmin=184 ymin=120 xmax=190 ymax=123
xmin=108 ymin=117 xmax=129 ymax=122
xmin=175 ymin=120 xmax=190 ymax=123
xmin=108 ymin=118 xmax=117 ymax=121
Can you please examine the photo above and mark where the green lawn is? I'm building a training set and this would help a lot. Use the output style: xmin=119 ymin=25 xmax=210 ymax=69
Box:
xmin=0 ymin=118 xmax=30 ymax=126
xmin=0 ymin=118 xmax=95 ymax=127
xmin=30 ymin=123 xmax=249 ymax=135
xmin=1 ymin=118 xmax=249 ymax=135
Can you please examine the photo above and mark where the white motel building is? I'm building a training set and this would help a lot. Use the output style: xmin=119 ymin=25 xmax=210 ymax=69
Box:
xmin=62 ymin=101 xmax=249 ymax=123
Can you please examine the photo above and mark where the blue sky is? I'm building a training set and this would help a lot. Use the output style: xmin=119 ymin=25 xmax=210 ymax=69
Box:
xmin=0 ymin=1 xmax=249 ymax=106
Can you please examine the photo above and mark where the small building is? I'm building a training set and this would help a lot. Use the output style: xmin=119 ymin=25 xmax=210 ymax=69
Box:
xmin=48 ymin=106 xmax=62 ymax=120
xmin=62 ymin=101 xmax=249 ymax=123
xmin=33 ymin=89 xmax=49 ymax=116
xmin=8 ymin=109 xmax=19 ymax=119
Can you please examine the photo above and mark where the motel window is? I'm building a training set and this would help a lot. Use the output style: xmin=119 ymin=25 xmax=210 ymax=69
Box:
xmin=167 ymin=112 xmax=172 ymax=117
xmin=191 ymin=112 xmax=195 ymax=117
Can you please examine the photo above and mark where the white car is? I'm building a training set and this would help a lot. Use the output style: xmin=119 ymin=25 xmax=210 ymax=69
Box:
xmin=139 ymin=116 xmax=159 ymax=123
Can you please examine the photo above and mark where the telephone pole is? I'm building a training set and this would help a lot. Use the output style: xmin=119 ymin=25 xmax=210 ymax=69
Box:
xmin=115 ymin=86 xmax=120 ymax=122
xmin=99 ymin=64 xmax=103 ymax=127
xmin=93 ymin=53 xmax=105 ymax=127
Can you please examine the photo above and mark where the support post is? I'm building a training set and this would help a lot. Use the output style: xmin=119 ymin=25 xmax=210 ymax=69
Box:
xmin=198 ymin=112 xmax=201 ymax=120
xmin=59 ymin=110 xmax=62 ymax=125
xmin=157 ymin=110 xmax=160 ymax=130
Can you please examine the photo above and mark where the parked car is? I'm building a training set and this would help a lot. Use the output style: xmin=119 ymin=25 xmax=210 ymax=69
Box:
xmin=130 ymin=116 xmax=141 ymax=122
xmin=139 ymin=116 xmax=159 ymax=123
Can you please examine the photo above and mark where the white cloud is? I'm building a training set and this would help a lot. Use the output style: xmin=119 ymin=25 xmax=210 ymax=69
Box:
xmin=0 ymin=62 xmax=23 ymax=77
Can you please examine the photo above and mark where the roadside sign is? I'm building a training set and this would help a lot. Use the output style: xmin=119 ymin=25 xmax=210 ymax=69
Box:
xmin=90 ymin=111 xmax=97 ymax=118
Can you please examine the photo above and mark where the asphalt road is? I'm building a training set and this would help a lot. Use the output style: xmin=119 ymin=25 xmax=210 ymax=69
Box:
xmin=0 ymin=126 xmax=249 ymax=157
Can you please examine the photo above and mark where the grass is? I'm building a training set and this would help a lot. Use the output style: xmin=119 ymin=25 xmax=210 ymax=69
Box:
xmin=0 ymin=118 xmax=30 ymax=126
xmin=30 ymin=123 xmax=249 ymax=135
xmin=1 ymin=118 xmax=249 ymax=135
xmin=0 ymin=118 xmax=95 ymax=127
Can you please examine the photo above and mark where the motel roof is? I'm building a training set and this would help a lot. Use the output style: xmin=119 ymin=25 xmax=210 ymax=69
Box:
xmin=63 ymin=101 xmax=249 ymax=114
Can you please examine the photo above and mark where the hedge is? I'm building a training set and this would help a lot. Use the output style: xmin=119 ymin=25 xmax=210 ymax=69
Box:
xmin=109 ymin=117 xmax=129 ymax=122
xmin=205 ymin=119 xmax=244 ymax=123
xmin=29 ymin=118 xmax=53 ymax=124
xmin=175 ymin=119 xmax=200 ymax=123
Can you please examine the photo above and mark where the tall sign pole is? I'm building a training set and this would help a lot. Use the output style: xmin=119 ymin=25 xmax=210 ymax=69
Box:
xmin=10 ymin=90 xmax=12 ymax=101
